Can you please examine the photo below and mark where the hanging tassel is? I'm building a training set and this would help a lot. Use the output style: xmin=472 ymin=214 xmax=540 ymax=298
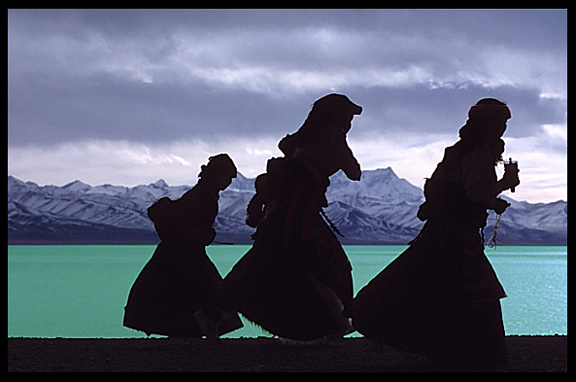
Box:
xmin=485 ymin=213 xmax=515 ymax=247
xmin=485 ymin=214 xmax=502 ymax=248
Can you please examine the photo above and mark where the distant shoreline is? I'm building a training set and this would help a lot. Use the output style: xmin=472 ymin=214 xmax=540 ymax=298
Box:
xmin=7 ymin=242 xmax=568 ymax=246
xmin=8 ymin=336 xmax=567 ymax=372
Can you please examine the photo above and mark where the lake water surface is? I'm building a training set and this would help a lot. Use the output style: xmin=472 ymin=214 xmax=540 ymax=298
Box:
xmin=8 ymin=245 xmax=567 ymax=338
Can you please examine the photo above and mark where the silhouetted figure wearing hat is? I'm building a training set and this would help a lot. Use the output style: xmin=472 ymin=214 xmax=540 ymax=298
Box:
xmin=224 ymin=94 xmax=362 ymax=341
xmin=352 ymin=98 xmax=519 ymax=367
xmin=124 ymin=154 xmax=243 ymax=339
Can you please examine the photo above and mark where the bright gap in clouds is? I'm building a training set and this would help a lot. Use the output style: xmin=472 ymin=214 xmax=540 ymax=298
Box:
xmin=8 ymin=130 xmax=566 ymax=204
xmin=8 ymin=138 xmax=282 ymax=187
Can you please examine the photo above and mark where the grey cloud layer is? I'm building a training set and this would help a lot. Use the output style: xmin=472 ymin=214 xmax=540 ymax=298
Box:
xmin=8 ymin=9 xmax=567 ymax=149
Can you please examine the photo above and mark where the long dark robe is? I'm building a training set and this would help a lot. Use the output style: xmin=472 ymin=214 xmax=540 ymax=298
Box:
xmin=352 ymin=142 xmax=508 ymax=366
xmin=123 ymin=181 xmax=243 ymax=337
xmin=223 ymin=159 xmax=353 ymax=340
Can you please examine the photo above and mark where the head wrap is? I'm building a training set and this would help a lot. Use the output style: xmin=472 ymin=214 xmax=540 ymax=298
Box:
xmin=459 ymin=99 xmax=511 ymax=144
xmin=201 ymin=153 xmax=237 ymax=179
xmin=468 ymin=103 xmax=511 ymax=120
xmin=312 ymin=93 xmax=363 ymax=116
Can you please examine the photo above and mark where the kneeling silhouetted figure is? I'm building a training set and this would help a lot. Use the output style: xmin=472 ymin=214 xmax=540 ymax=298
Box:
xmin=352 ymin=98 xmax=520 ymax=367
xmin=124 ymin=154 xmax=243 ymax=339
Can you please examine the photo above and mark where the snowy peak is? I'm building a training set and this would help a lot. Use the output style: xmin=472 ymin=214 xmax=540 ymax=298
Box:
xmin=328 ymin=167 xmax=423 ymax=205
xmin=151 ymin=179 xmax=169 ymax=188
xmin=7 ymin=170 xmax=568 ymax=245
xmin=62 ymin=180 xmax=91 ymax=192
xmin=8 ymin=175 xmax=39 ymax=193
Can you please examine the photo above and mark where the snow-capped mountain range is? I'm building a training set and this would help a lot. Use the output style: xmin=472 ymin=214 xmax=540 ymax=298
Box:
xmin=7 ymin=168 xmax=567 ymax=245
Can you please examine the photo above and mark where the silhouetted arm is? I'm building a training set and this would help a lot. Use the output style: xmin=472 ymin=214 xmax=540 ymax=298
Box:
xmin=332 ymin=131 xmax=361 ymax=181
xmin=340 ymin=147 xmax=361 ymax=181
xmin=461 ymin=145 xmax=507 ymax=209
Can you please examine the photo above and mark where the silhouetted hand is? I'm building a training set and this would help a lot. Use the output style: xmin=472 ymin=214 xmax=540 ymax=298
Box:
xmin=500 ymin=164 xmax=520 ymax=192
xmin=493 ymin=198 xmax=511 ymax=214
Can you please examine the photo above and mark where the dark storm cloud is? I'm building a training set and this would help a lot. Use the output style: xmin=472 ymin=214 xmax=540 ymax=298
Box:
xmin=8 ymin=9 xmax=336 ymax=144
xmin=8 ymin=9 xmax=566 ymax=146
xmin=9 ymin=10 xmax=565 ymax=144
xmin=353 ymin=83 xmax=566 ymax=140
xmin=8 ymin=9 xmax=567 ymax=201
xmin=8 ymin=67 xmax=312 ymax=145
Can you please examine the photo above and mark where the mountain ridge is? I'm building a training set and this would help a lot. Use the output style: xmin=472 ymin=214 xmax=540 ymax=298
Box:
xmin=7 ymin=170 xmax=567 ymax=245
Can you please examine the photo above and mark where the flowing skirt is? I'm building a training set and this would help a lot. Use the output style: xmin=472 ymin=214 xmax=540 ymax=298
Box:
xmin=223 ymin=212 xmax=352 ymax=341
xmin=124 ymin=241 xmax=243 ymax=337
xmin=352 ymin=218 xmax=508 ymax=366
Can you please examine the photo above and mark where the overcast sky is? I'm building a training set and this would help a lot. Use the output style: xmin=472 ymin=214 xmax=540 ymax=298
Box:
xmin=8 ymin=9 xmax=567 ymax=202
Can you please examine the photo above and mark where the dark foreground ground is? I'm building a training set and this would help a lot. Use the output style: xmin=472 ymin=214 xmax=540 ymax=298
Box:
xmin=8 ymin=335 xmax=567 ymax=372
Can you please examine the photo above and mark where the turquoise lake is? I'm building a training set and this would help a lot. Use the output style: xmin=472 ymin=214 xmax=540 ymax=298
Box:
xmin=8 ymin=245 xmax=567 ymax=338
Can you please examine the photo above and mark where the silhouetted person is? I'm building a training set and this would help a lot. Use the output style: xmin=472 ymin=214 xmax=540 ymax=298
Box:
xmin=223 ymin=94 xmax=362 ymax=341
xmin=352 ymin=98 xmax=520 ymax=367
xmin=124 ymin=154 xmax=243 ymax=339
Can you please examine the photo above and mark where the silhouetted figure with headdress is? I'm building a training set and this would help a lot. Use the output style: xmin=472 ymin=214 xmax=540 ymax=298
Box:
xmin=224 ymin=94 xmax=362 ymax=341
xmin=352 ymin=98 xmax=519 ymax=367
xmin=124 ymin=154 xmax=243 ymax=339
